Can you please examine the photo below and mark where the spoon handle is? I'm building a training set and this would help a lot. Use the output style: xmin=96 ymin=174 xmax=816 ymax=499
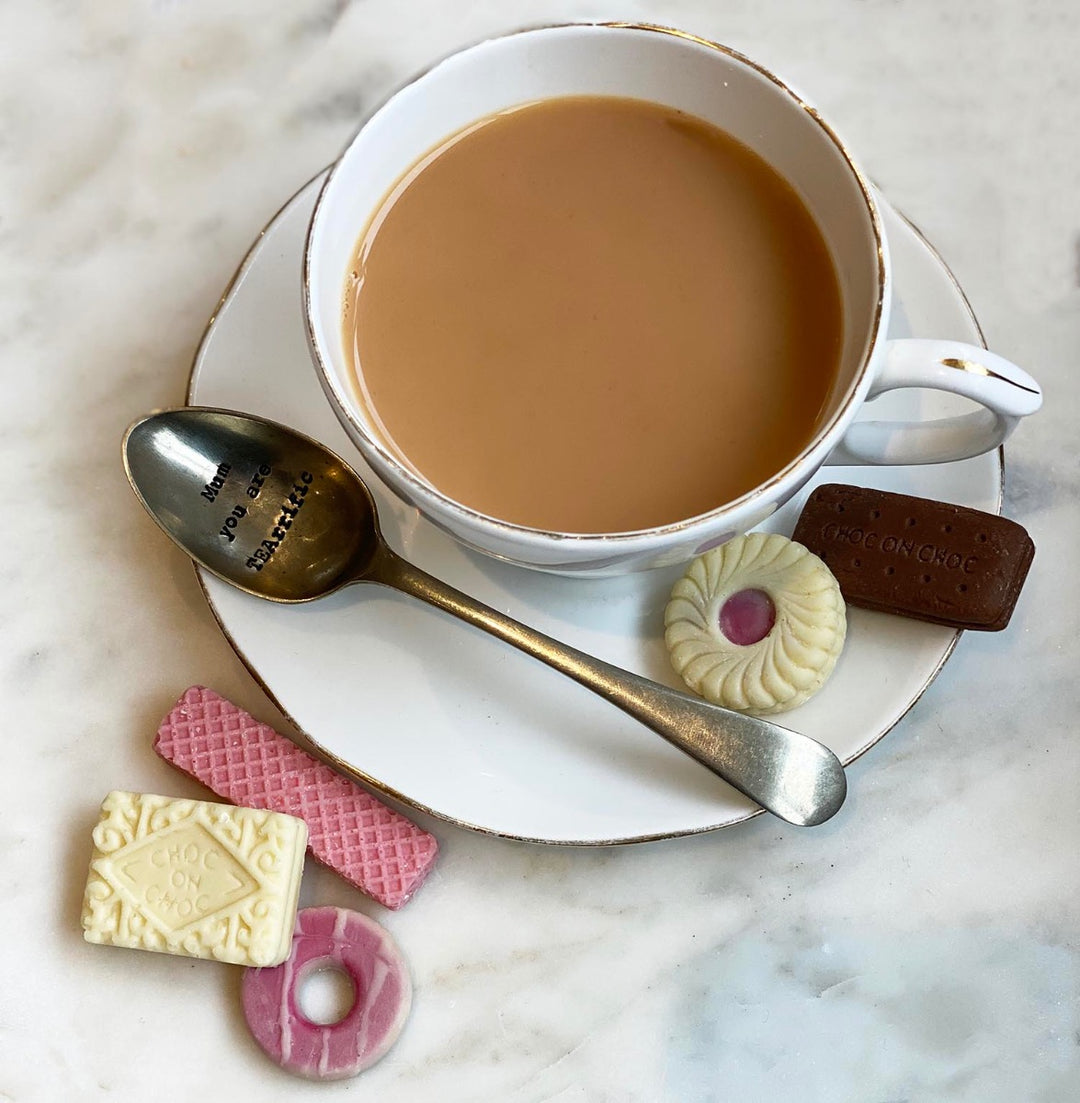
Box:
xmin=366 ymin=546 xmax=846 ymax=826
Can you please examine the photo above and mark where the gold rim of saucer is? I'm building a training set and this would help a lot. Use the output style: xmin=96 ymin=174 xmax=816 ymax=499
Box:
xmin=185 ymin=173 xmax=1000 ymax=846
xmin=302 ymin=21 xmax=888 ymax=548
xmin=185 ymin=25 xmax=1003 ymax=846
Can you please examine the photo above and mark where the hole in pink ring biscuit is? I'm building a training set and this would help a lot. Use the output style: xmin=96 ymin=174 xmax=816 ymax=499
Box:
xmin=719 ymin=588 xmax=776 ymax=645
xmin=296 ymin=958 xmax=357 ymax=1026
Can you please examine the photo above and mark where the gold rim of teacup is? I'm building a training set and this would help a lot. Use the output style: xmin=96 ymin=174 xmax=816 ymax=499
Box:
xmin=302 ymin=21 xmax=888 ymax=547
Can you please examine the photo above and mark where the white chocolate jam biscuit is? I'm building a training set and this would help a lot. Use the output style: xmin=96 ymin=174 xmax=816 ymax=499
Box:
xmin=665 ymin=533 xmax=846 ymax=715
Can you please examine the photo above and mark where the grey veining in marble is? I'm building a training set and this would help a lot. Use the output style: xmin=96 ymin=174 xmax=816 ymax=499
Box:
xmin=1 ymin=1 xmax=1077 ymax=1100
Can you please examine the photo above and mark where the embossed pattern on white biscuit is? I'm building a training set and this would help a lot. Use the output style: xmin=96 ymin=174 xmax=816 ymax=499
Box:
xmin=82 ymin=791 xmax=307 ymax=966
xmin=665 ymin=533 xmax=846 ymax=714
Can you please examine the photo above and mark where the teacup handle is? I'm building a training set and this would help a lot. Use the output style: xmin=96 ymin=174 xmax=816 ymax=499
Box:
xmin=826 ymin=339 xmax=1042 ymax=466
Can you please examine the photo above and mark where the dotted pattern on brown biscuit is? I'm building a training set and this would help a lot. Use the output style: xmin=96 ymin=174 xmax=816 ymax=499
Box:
xmin=792 ymin=484 xmax=1034 ymax=631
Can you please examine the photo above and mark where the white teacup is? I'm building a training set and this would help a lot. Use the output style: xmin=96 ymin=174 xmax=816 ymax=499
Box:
xmin=304 ymin=22 xmax=1040 ymax=576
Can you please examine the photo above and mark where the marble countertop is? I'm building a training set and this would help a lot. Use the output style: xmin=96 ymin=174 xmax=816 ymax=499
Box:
xmin=3 ymin=1 xmax=1077 ymax=1099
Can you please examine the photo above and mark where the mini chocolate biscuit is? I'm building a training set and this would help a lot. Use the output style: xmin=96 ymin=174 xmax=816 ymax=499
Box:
xmin=792 ymin=484 xmax=1034 ymax=631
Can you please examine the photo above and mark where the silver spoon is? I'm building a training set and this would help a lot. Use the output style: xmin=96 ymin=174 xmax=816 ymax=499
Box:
xmin=123 ymin=407 xmax=846 ymax=827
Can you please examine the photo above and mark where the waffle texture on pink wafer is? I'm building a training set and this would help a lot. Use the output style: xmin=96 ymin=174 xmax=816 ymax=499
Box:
xmin=154 ymin=687 xmax=437 ymax=909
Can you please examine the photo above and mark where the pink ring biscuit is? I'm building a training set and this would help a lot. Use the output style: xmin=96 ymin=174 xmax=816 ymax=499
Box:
xmin=242 ymin=906 xmax=411 ymax=1080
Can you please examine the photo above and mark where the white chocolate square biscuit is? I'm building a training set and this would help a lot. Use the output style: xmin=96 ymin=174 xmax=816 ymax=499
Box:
xmin=82 ymin=791 xmax=307 ymax=966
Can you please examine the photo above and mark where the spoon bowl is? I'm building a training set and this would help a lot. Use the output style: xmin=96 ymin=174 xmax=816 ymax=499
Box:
xmin=124 ymin=407 xmax=847 ymax=828
xmin=125 ymin=409 xmax=380 ymax=602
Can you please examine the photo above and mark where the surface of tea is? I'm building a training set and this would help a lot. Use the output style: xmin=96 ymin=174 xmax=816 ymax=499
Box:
xmin=343 ymin=96 xmax=843 ymax=533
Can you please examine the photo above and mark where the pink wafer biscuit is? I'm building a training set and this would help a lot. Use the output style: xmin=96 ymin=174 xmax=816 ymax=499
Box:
xmin=154 ymin=687 xmax=437 ymax=909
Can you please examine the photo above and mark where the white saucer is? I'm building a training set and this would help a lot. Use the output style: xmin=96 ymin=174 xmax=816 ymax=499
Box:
xmin=188 ymin=173 xmax=1000 ymax=844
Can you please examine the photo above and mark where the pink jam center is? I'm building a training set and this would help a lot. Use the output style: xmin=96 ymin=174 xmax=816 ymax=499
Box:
xmin=719 ymin=588 xmax=776 ymax=645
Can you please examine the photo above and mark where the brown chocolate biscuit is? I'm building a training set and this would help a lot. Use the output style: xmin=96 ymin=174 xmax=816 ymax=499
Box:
xmin=792 ymin=484 xmax=1034 ymax=631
